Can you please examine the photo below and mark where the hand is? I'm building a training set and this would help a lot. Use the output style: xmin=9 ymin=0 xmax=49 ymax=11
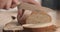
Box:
xmin=17 ymin=9 xmax=32 ymax=25
xmin=17 ymin=0 xmax=40 ymax=25
xmin=0 ymin=0 xmax=19 ymax=9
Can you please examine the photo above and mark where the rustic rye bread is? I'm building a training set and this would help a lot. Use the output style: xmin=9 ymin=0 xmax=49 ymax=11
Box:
xmin=25 ymin=11 xmax=52 ymax=24
xmin=17 ymin=10 xmax=52 ymax=25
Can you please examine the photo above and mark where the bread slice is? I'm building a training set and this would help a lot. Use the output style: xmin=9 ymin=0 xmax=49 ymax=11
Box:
xmin=3 ymin=21 xmax=23 ymax=32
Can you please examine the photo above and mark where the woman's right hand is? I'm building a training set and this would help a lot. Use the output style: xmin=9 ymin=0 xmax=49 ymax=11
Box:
xmin=17 ymin=0 xmax=40 ymax=25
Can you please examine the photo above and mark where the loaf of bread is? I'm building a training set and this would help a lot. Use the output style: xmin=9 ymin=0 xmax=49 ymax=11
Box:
xmin=26 ymin=11 xmax=51 ymax=24
xmin=17 ymin=10 xmax=52 ymax=25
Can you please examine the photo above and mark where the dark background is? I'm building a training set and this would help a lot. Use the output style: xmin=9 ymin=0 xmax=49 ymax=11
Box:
xmin=42 ymin=0 xmax=59 ymax=10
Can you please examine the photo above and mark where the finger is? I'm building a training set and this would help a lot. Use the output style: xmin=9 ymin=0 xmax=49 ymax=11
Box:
xmin=18 ymin=10 xmax=32 ymax=25
xmin=20 ymin=10 xmax=32 ymax=21
xmin=17 ymin=9 xmax=25 ymax=24
xmin=18 ymin=9 xmax=25 ymax=18
xmin=11 ymin=4 xmax=17 ymax=8
xmin=6 ymin=0 xmax=12 ymax=9
xmin=17 ymin=9 xmax=25 ymax=19
xmin=11 ymin=0 xmax=20 ymax=8
xmin=12 ymin=0 xmax=20 ymax=5
xmin=0 ymin=1 xmax=6 ymax=9
xmin=0 ymin=4 xmax=5 ymax=9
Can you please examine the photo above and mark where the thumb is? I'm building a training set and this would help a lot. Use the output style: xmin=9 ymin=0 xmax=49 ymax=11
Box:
xmin=6 ymin=0 xmax=12 ymax=9
xmin=11 ymin=0 xmax=20 ymax=8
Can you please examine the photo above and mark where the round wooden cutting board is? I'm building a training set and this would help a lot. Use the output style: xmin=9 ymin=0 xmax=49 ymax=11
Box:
xmin=23 ymin=23 xmax=57 ymax=32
